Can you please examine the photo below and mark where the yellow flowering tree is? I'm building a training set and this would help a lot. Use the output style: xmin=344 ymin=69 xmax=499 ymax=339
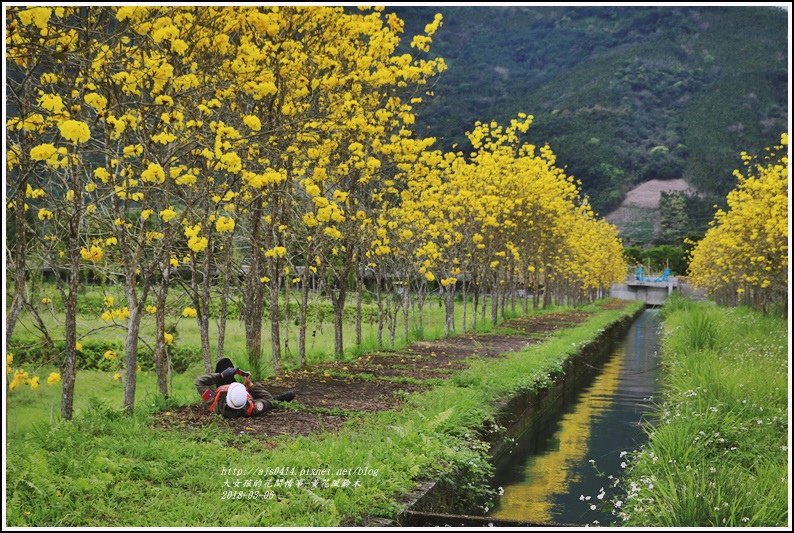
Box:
xmin=688 ymin=134 xmax=788 ymax=315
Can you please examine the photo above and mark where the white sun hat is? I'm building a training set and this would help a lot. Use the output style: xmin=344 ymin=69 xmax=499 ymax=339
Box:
xmin=226 ymin=382 xmax=248 ymax=409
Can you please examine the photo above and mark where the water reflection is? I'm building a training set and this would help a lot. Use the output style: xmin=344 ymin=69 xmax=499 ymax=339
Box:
xmin=488 ymin=310 xmax=661 ymax=525
xmin=489 ymin=352 xmax=623 ymax=521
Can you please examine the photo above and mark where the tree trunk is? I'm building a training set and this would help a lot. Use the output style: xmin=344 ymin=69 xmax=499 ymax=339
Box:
xmin=533 ymin=273 xmax=539 ymax=310
xmin=189 ymin=252 xmax=209 ymax=373
xmin=472 ymin=276 xmax=479 ymax=331
xmin=283 ymin=268 xmax=291 ymax=361
xmin=417 ymin=280 xmax=425 ymax=333
xmin=376 ymin=271 xmax=384 ymax=347
xmin=388 ymin=290 xmax=398 ymax=348
xmin=122 ymin=262 xmax=152 ymax=412
xmin=355 ymin=267 xmax=363 ymax=346
xmin=6 ymin=189 xmax=28 ymax=352
xmin=198 ymin=248 xmax=212 ymax=373
xmin=491 ymin=274 xmax=499 ymax=326
xmin=216 ymin=236 xmax=234 ymax=365
xmin=444 ymin=283 xmax=455 ymax=337
xmin=122 ymin=302 xmax=143 ymax=411
xmin=61 ymin=164 xmax=83 ymax=420
xmin=270 ymin=275 xmax=282 ymax=376
xmin=299 ymin=269 xmax=310 ymax=367
xmin=480 ymin=279 xmax=487 ymax=324
xmin=461 ymin=277 xmax=468 ymax=333
xmin=243 ymin=198 xmax=265 ymax=374
xmin=543 ymin=271 xmax=551 ymax=309
xmin=153 ymin=275 xmax=169 ymax=397
xmin=510 ymin=273 xmax=516 ymax=314
xmin=332 ymin=296 xmax=345 ymax=356
xmin=61 ymin=268 xmax=79 ymax=421
xmin=402 ymin=279 xmax=410 ymax=342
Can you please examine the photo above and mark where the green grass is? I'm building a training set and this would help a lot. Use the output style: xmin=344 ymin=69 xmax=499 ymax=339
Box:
xmin=613 ymin=300 xmax=788 ymax=527
xmin=5 ymin=299 xmax=643 ymax=526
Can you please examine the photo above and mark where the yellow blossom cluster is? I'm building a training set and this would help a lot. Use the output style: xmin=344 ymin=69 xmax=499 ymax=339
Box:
xmin=101 ymin=307 xmax=131 ymax=321
xmin=215 ymin=216 xmax=235 ymax=233
xmin=6 ymin=354 xmax=62 ymax=392
xmin=80 ymin=245 xmax=104 ymax=262
xmin=184 ymin=224 xmax=208 ymax=253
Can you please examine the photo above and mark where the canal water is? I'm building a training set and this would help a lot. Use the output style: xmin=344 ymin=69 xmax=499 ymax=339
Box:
xmin=487 ymin=308 xmax=662 ymax=526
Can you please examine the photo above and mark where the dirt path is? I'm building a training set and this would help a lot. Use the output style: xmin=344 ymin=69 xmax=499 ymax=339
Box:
xmin=152 ymin=301 xmax=628 ymax=442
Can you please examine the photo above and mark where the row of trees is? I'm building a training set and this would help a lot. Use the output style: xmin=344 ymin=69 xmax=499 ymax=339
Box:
xmin=687 ymin=134 xmax=788 ymax=316
xmin=6 ymin=6 xmax=627 ymax=419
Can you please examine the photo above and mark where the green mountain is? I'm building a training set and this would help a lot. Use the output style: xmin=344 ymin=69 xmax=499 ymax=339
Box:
xmin=388 ymin=6 xmax=788 ymax=218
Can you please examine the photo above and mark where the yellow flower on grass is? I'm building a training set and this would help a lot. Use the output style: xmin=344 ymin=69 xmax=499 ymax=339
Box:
xmin=75 ymin=342 xmax=83 ymax=351
xmin=182 ymin=307 xmax=197 ymax=318
xmin=47 ymin=372 xmax=61 ymax=385
xmin=42 ymin=297 xmax=51 ymax=304
xmin=30 ymin=376 xmax=40 ymax=390
xmin=146 ymin=305 xmax=157 ymax=314
xmin=113 ymin=373 xmax=121 ymax=381
xmin=163 ymin=333 xmax=174 ymax=344
xmin=104 ymin=350 xmax=117 ymax=360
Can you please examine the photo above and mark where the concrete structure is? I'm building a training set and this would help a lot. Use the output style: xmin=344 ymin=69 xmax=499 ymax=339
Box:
xmin=610 ymin=276 xmax=679 ymax=305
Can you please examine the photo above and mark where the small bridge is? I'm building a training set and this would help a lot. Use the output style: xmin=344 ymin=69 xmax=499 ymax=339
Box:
xmin=610 ymin=268 xmax=679 ymax=305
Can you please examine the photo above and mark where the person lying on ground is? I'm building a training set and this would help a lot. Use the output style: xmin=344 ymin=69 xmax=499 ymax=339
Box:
xmin=195 ymin=357 xmax=295 ymax=419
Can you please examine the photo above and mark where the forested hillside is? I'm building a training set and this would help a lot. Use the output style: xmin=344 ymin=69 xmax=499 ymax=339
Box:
xmin=389 ymin=6 xmax=788 ymax=218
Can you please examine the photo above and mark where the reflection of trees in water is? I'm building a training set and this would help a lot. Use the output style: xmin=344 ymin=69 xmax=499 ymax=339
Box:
xmin=490 ymin=350 xmax=623 ymax=522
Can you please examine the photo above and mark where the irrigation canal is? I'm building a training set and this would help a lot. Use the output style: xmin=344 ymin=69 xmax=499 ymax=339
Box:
xmin=486 ymin=308 xmax=663 ymax=526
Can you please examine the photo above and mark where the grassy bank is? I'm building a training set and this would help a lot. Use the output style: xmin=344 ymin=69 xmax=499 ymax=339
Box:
xmin=5 ymin=299 xmax=643 ymax=527
xmin=614 ymin=295 xmax=789 ymax=527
